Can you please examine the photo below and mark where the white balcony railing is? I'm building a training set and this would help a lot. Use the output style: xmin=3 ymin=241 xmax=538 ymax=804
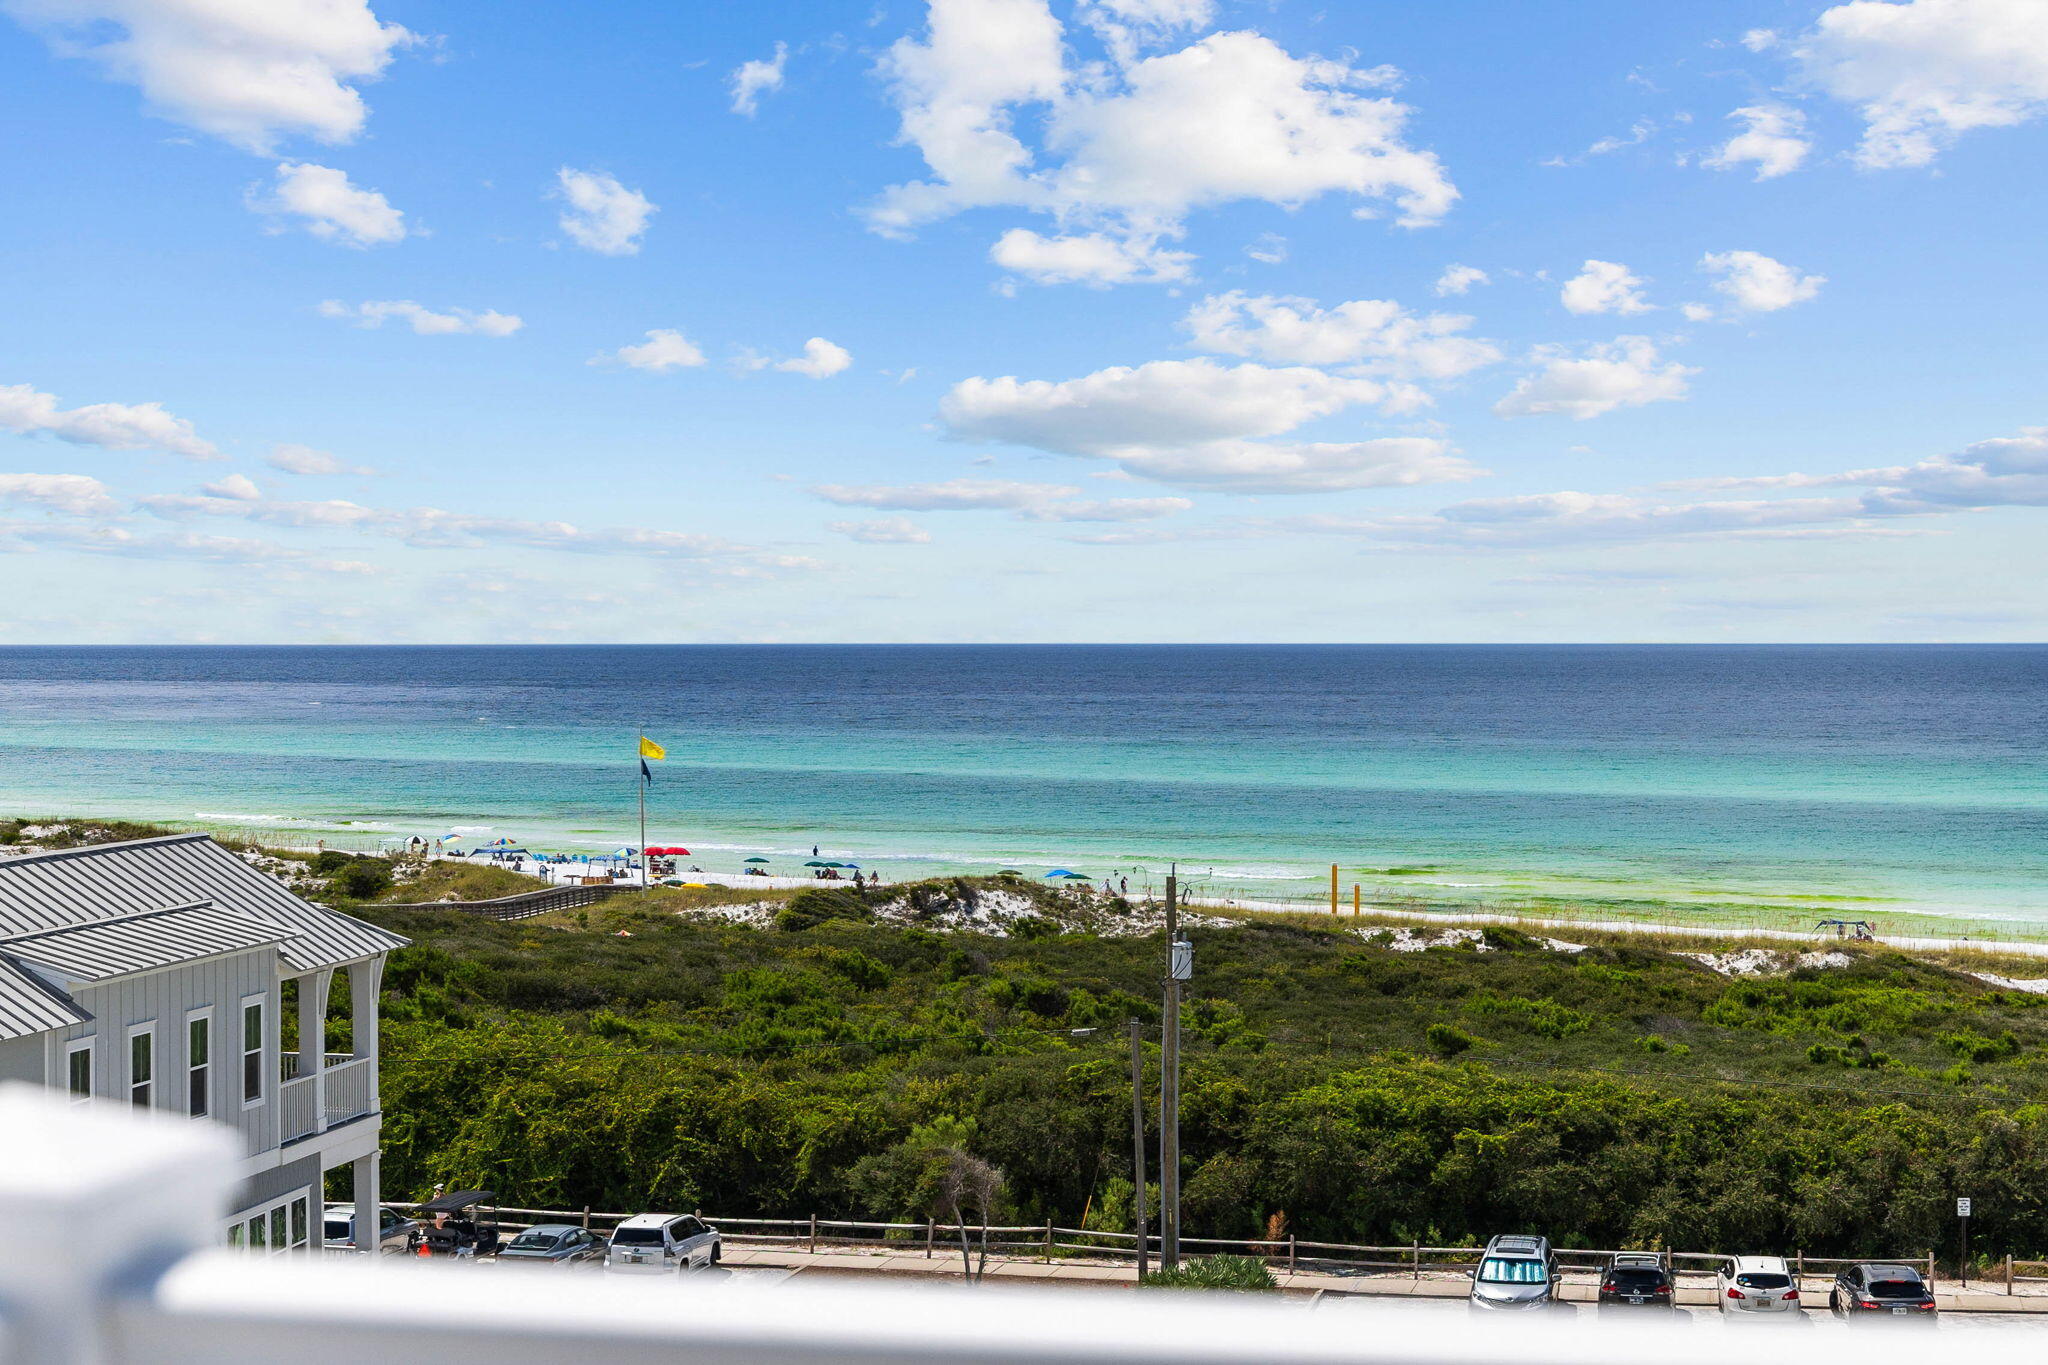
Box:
xmin=0 ymin=1086 xmax=2025 ymax=1365
xmin=278 ymin=1075 xmax=318 ymax=1143
xmin=322 ymin=1056 xmax=372 ymax=1128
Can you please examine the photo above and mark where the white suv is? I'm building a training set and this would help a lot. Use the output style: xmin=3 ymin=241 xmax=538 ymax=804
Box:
xmin=1717 ymin=1255 xmax=1800 ymax=1314
xmin=605 ymin=1213 xmax=721 ymax=1275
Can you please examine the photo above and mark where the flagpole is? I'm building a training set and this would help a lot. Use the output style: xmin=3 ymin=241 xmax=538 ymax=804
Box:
xmin=637 ymin=729 xmax=647 ymax=887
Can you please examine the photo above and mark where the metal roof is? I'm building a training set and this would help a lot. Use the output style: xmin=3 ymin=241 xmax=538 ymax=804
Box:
xmin=0 ymin=834 xmax=406 ymax=973
xmin=0 ymin=901 xmax=294 ymax=982
xmin=0 ymin=957 xmax=90 ymax=1041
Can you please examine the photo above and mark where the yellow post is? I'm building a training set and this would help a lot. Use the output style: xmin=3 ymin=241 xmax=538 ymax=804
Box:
xmin=1353 ymin=884 xmax=1361 ymax=916
xmin=1330 ymin=864 xmax=1338 ymax=914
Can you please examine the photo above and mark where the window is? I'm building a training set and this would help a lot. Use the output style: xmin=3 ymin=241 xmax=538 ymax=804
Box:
xmin=187 ymin=1011 xmax=211 ymax=1118
xmin=1736 ymin=1272 xmax=1791 ymax=1290
xmin=65 ymin=1039 xmax=93 ymax=1102
xmin=1478 ymin=1258 xmax=1548 ymax=1284
xmin=128 ymin=1026 xmax=154 ymax=1108
xmin=241 ymin=998 xmax=264 ymax=1105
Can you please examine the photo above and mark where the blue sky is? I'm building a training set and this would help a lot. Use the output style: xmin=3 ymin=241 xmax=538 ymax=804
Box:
xmin=1 ymin=0 xmax=2044 ymax=643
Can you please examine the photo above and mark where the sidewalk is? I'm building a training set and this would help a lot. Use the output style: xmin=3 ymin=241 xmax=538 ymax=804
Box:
xmin=720 ymin=1246 xmax=2048 ymax=1312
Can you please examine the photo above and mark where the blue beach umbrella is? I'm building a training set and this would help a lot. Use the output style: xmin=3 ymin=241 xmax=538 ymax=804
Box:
xmin=1043 ymin=869 xmax=1073 ymax=878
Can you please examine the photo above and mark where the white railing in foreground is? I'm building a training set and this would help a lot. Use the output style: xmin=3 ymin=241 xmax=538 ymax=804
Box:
xmin=0 ymin=1084 xmax=2014 ymax=1365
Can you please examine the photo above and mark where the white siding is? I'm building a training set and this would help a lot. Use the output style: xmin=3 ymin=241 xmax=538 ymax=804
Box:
xmin=0 ymin=1034 xmax=43 ymax=1084
xmin=50 ymin=948 xmax=280 ymax=1156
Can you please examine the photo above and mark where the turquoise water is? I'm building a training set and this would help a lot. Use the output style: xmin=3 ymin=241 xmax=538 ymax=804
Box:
xmin=0 ymin=645 xmax=2042 ymax=924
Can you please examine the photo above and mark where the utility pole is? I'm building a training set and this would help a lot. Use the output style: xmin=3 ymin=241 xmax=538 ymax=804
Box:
xmin=1129 ymin=1018 xmax=1149 ymax=1281
xmin=1160 ymin=865 xmax=1184 ymax=1270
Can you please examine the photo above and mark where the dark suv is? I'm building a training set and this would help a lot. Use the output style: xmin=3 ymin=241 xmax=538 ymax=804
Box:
xmin=1598 ymin=1253 xmax=1675 ymax=1308
xmin=1830 ymin=1264 xmax=1936 ymax=1318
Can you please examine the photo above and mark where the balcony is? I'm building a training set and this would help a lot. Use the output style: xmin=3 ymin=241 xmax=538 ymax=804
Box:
xmin=322 ymin=1056 xmax=372 ymax=1128
xmin=277 ymin=1056 xmax=374 ymax=1146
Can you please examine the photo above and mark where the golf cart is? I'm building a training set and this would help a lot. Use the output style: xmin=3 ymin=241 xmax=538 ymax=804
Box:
xmin=406 ymin=1190 xmax=503 ymax=1260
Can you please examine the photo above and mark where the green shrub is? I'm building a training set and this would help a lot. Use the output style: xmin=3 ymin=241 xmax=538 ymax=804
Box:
xmin=1466 ymin=993 xmax=1591 ymax=1039
xmin=1427 ymin=1023 xmax=1476 ymax=1056
xmin=1141 ymin=1255 xmax=1277 ymax=1292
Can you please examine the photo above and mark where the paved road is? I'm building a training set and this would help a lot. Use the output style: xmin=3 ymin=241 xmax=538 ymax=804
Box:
xmin=1314 ymin=1294 xmax=2039 ymax=1329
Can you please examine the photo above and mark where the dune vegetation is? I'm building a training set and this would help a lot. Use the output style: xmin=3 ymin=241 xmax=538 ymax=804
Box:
xmin=353 ymin=879 xmax=2048 ymax=1265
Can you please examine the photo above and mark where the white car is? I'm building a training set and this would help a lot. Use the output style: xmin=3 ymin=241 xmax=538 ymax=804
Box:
xmin=604 ymin=1213 xmax=721 ymax=1275
xmin=1717 ymin=1255 xmax=1801 ymax=1314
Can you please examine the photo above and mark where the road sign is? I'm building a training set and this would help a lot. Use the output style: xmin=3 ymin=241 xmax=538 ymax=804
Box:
xmin=1958 ymin=1197 xmax=1973 ymax=1217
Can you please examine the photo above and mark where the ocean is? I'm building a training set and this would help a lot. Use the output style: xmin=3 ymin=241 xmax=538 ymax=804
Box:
xmin=0 ymin=645 xmax=2042 ymax=931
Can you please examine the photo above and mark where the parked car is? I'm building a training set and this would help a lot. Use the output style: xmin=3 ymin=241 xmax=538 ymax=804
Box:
xmin=1717 ymin=1256 xmax=1800 ymax=1315
xmin=1830 ymin=1263 xmax=1936 ymax=1318
xmin=497 ymin=1223 xmax=608 ymax=1267
xmin=322 ymin=1203 xmax=417 ymax=1254
xmin=605 ymin=1213 xmax=721 ymax=1275
xmin=1598 ymin=1252 xmax=1675 ymax=1308
xmin=1468 ymin=1234 xmax=1559 ymax=1312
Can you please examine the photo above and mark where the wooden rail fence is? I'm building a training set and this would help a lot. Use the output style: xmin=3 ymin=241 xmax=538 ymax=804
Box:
xmin=387 ymin=1203 xmax=1938 ymax=1286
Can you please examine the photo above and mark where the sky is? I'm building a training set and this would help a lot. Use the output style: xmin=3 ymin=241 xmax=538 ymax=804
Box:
xmin=0 ymin=0 xmax=2044 ymax=644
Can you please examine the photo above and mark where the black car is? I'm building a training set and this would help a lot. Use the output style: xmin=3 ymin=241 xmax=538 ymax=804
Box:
xmin=497 ymin=1223 xmax=608 ymax=1266
xmin=1598 ymin=1256 xmax=1676 ymax=1308
xmin=1830 ymin=1263 xmax=1937 ymax=1318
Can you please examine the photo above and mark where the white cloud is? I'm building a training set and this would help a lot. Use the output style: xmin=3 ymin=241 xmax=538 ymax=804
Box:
xmin=0 ymin=381 xmax=220 ymax=459
xmin=594 ymin=329 xmax=707 ymax=373
xmin=990 ymin=228 xmax=1193 ymax=286
xmin=1559 ymin=259 xmax=1652 ymax=315
xmin=1181 ymin=291 xmax=1500 ymax=382
xmin=201 ymin=473 xmax=261 ymax=501
xmin=813 ymin=478 xmax=1192 ymax=521
xmin=1545 ymin=119 xmax=1657 ymax=166
xmin=318 ymin=299 xmax=523 ymax=336
xmin=775 ymin=337 xmax=854 ymax=378
xmin=266 ymin=443 xmax=374 ymax=476
xmin=730 ymin=40 xmax=788 ymax=116
xmin=138 ymin=487 xmax=817 ymax=572
xmin=1702 ymin=104 xmax=1811 ymax=180
xmin=1700 ymin=250 xmax=1826 ymax=312
xmin=1680 ymin=302 xmax=1717 ymax=322
xmin=1245 ymin=233 xmax=1287 ymax=265
xmin=814 ymin=478 xmax=1079 ymax=511
xmin=2 ymin=0 xmax=413 ymax=153
xmin=554 ymin=168 xmax=655 ymax=255
xmin=869 ymin=6 xmax=1455 ymax=279
xmin=1741 ymin=28 xmax=1780 ymax=52
xmin=1493 ymin=337 xmax=1696 ymax=420
xmin=1370 ymin=426 xmax=2048 ymax=549
xmin=830 ymin=516 xmax=932 ymax=543
xmin=1079 ymin=0 xmax=1214 ymax=61
xmin=1434 ymin=264 xmax=1488 ymax=296
xmin=1790 ymin=0 xmax=2048 ymax=169
xmin=0 ymin=472 xmax=118 ymax=516
xmin=1861 ymin=425 xmax=2048 ymax=511
xmin=1017 ymin=495 xmax=1192 ymax=521
xmin=939 ymin=357 xmax=1481 ymax=493
xmin=254 ymin=162 xmax=405 ymax=247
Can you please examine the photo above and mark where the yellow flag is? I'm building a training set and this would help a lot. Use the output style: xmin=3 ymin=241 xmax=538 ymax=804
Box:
xmin=639 ymin=735 xmax=666 ymax=761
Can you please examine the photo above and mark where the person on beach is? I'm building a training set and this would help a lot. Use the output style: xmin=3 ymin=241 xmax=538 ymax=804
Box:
xmin=812 ymin=844 xmax=819 ymax=857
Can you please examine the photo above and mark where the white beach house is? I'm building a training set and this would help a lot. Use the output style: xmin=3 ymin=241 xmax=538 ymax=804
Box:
xmin=0 ymin=833 xmax=406 ymax=1251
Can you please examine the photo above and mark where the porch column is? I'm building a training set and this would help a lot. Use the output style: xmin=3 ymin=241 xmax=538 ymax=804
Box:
xmin=353 ymin=1150 xmax=382 ymax=1257
xmin=298 ymin=967 xmax=333 ymax=1129
xmin=348 ymin=957 xmax=385 ymax=1111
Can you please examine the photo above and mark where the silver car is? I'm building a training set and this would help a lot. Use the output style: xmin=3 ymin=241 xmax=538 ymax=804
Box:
xmin=1468 ymin=1234 xmax=1559 ymax=1311
xmin=322 ymin=1204 xmax=417 ymax=1255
